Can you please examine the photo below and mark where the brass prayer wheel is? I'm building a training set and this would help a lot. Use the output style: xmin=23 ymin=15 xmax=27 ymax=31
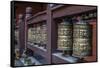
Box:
xmin=41 ymin=23 xmax=47 ymax=48
xmin=73 ymin=20 xmax=92 ymax=57
xmin=57 ymin=19 xmax=73 ymax=55
xmin=28 ymin=23 xmax=47 ymax=48
xmin=31 ymin=27 xmax=36 ymax=44
xmin=28 ymin=28 xmax=33 ymax=43
xmin=35 ymin=24 xmax=42 ymax=44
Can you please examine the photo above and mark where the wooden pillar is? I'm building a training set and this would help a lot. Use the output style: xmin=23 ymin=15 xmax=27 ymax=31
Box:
xmin=46 ymin=4 xmax=52 ymax=64
xmin=25 ymin=7 xmax=32 ymax=50
xmin=18 ymin=14 xmax=25 ymax=55
xmin=84 ymin=19 xmax=97 ymax=62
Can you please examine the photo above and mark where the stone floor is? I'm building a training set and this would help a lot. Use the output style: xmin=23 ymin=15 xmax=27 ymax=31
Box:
xmin=15 ymin=56 xmax=43 ymax=66
xmin=15 ymin=59 xmax=24 ymax=66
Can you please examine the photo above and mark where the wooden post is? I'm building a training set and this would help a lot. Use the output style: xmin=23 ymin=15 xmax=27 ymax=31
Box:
xmin=25 ymin=7 xmax=32 ymax=50
xmin=84 ymin=19 xmax=97 ymax=62
xmin=18 ymin=14 xmax=25 ymax=55
xmin=46 ymin=4 xmax=53 ymax=64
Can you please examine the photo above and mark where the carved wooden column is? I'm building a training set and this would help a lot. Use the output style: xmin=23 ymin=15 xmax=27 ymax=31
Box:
xmin=25 ymin=7 xmax=32 ymax=50
xmin=18 ymin=14 xmax=25 ymax=55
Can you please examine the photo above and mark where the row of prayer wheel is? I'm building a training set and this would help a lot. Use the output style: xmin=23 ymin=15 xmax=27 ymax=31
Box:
xmin=28 ymin=19 xmax=92 ymax=57
xmin=28 ymin=23 xmax=47 ymax=48
xmin=57 ymin=19 xmax=92 ymax=57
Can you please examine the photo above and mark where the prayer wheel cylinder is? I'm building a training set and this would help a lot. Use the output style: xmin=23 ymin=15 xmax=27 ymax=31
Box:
xmin=73 ymin=20 xmax=92 ymax=57
xmin=57 ymin=19 xmax=73 ymax=56
xmin=41 ymin=23 xmax=47 ymax=48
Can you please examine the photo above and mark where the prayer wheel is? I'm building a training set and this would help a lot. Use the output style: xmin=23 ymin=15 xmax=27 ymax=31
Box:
xmin=28 ymin=28 xmax=33 ymax=43
xmin=31 ymin=26 xmax=36 ymax=44
xmin=57 ymin=19 xmax=73 ymax=56
xmin=41 ymin=23 xmax=47 ymax=48
xmin=73 ymin=20 xmax=92 ymax=57
xmin=35 ymin=24 xmax=41 ymax=45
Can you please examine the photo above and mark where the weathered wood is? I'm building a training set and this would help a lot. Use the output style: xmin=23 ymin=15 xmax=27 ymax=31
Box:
xmin=52 ymin=6 xmax=96 ymax=18
xmin=25 ymin=7 xmax=33 ymax=50
xmin=46 ymin=4 xmax=52 ymax=64
xmin=18 ymin=14 xmax=25 ymax=55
